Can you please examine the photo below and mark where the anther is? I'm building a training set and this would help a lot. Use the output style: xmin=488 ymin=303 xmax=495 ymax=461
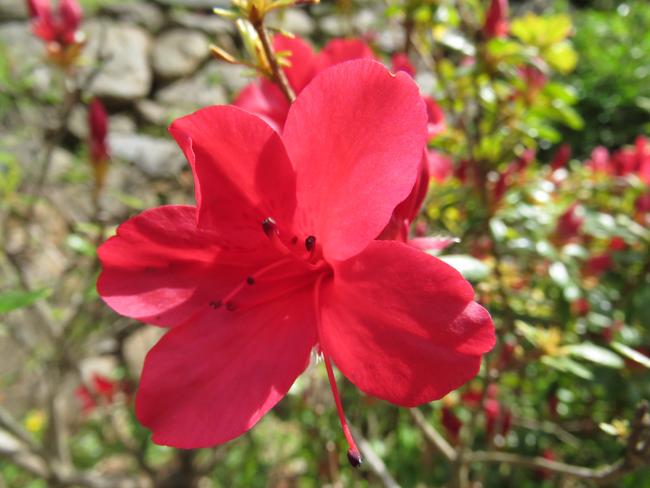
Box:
xmin=305 ymin=235 xmax=316 ymax=252
xmin=209 ymin=300 xmax=222 ymax=309
xmin=262 ymin=217 xmax=278 ymax=237
xmin=347 ymin=449 xmax=363 ymax=468
xmin=246 ymin=276 xmax=255 ymax=285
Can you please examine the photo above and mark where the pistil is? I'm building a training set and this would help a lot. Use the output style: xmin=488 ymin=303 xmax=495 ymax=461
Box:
xmin=324 ymin=355 xmax=363 ymax=467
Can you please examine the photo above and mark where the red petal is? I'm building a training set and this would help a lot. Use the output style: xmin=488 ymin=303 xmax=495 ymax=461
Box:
xmin=284 ymin=60 xmax=427 ymax=261
xmin=169 ymin=106 xmax=297 ymax=248
xmin=318 ymin=38 xmax=374 ymax=70
xmin=320 ymin=241 xmax=495 ymax=406
xmin=233 ymin=82 xmax=290 ymax=132
xmin=136 ymin=292 xmax=317 ymax=448
xmin=98 ymin=205 xmax=275 ymax=327
xmin=392 ymin=53 xmax=416 ymax=77
xmin=273 ymin=34 xmax=318 ymax=93
xmin=59 ymin=0 xmax=82 ymax=38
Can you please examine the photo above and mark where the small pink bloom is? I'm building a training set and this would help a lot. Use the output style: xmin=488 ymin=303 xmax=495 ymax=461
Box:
xmin=484 ymin=0 xmax=509 ymax=39
xmin=98 ymin=60 xmax=495 ymax=453
xmin=586 ymin=146 xmax=612 ymax=174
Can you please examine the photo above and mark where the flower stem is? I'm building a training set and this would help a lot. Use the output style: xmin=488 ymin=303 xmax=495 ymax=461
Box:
xmin=252 ymin=20 xmax=296 ymax=103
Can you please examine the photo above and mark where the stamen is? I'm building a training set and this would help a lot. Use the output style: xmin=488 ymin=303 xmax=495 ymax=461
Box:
xmin=262 ymin=217 xmax=278 ymax=237
xmin=313 ymin=273 xmax=362 ymax=468
xmin=213 ymin=257 xmax=298 ymax=312
xmin=324 ymin=355 xmax=363 ymax=468
xmin=305 ymin=235 xmax=316 ymax=252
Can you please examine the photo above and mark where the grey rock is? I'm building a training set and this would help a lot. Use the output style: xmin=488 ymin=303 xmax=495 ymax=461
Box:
xmin=100 ymin=2 xmax=165 ymax=33
xmin=0 ymin=22 xmax=54 ymax=95
xmin=84 ymin=21 xmax=152 ymax=102
xmin=210 ymin=62 xmax=252 ymax=94
xmin=267 ymin=8 xmax=315 ymax=37
xmin=0 ymin=0 xmax=27 ymax=20
xmin=152 ymin=28 xmax=210 ymax=80
xmin=170 ymin=10 xmax=234 ymax=35
xmin=154 ymin=0 xmax=229 ymax=8
xmin=156 ymin=62 xmax=229 ymax=107
xmin=109 ymin=132 xmax=185 ymax=178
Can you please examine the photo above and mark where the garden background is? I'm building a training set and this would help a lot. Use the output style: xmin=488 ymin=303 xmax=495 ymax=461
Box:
xmin=0 ymin=0 xmax=649 ymax=486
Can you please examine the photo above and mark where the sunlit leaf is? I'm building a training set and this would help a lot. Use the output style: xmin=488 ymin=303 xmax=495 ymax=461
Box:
xmin=611 ymin=342 xmax=650 ymax=369
xmin=565 ymin=343 xmax=624 ymax=368
xmin=0 ymin=289 xmax=50 ymax=314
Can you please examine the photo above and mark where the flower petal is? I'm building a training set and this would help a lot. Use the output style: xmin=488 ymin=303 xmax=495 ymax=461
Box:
xmin=233 ymin=82 xmax=290 ymax=132
xmin=169 ymin=106 xmax=297 ymax=248
xmin=98 ymin=205 xmax=276 ymax=327
xmin=136 ymin=292 xmax=317 ymax=448
xmin=284 ymin=60 xmax=428 ymax=261
xmin=320 ymin=240 xmax=495 ymax=406
xmin=318 ymin=38 xmax=374 ymax=70
xmin=274 ymin=34 xmax=318 ymax=93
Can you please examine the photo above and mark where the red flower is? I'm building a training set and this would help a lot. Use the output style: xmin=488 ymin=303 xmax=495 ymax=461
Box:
xmin=571 ymin=298 xmax=589 ymax=317
xmin=75 ymin=374 xmax=124 ymax=414
xmin=236 ymin=36 xmax=446 ymax=141
xmin=27 ymin=0 xmax=83 ymax=65
xmin=98 ymin=60 xmax=495 ymax=453
xmin=554 ymin=203 xmax=584 ymax=243
xmin=636 ymin=191 xmax=650 ymax=213
xmin=551 ymin=144 xmax=571 ymax=171
xmin=441 ymin=406 xmax=462 ymax=444
xmin=234 ymin=35 xmax=373 ymax=131
xmin=484 ymin=0 xmax=509 ymax=39
xmin=584 ymin=253 xmax=613 ymax=277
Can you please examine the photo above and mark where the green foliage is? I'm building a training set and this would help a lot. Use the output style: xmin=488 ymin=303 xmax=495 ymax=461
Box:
xmin=565 ymin=1 xmax=650 ymax=154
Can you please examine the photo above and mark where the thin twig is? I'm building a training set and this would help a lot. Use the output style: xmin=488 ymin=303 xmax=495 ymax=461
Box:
xmin=252 ymin=20 xmax=296 ymax=103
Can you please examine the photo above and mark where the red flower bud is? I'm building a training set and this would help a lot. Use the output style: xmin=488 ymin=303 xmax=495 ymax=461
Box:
xmin=484 ymin=0 xmax=509 ymax=39
xmin=88 ymin=97 xmax=109 ymax=164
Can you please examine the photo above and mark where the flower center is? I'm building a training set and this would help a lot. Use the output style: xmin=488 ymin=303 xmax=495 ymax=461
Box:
xmin=208 ymin=217 xmax=329 ymax=312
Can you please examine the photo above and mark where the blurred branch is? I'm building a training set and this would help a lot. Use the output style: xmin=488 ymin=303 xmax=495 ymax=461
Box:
xmin=410 ymin=408 xmax=457 ymax=462
xmin=348 ymin=423 xmax=401 ymax=488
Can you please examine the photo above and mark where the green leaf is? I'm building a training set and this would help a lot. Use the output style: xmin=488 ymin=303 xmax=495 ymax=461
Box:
xmin=611 ymin=342 xmax=650 ymax=369
xmin=66 ymin=234 xmax=96 ymax=257
xmin=565 ymin=343 xmax=624 ymax=368
xmin=544 ymin=42 xmax=578 ymax=74
xmin=0 ymin=289 xmax=50 ymax=314
xmin=436 ymin=255 xmax=489 ymax=281
xmin=542 ymin=355 xmax=594 ymax=380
